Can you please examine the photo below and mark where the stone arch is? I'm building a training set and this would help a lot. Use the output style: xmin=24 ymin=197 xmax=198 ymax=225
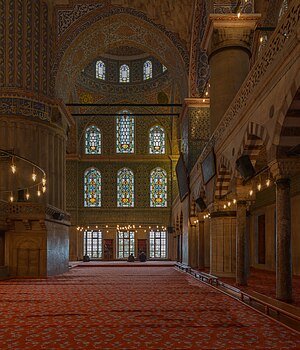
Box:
xmin=237 ymin=122 xmax=270 ymax=167
xmin=215 ymin=156 xmax=232 ymax=199
xmin=54 ymin=12 xmax=188 ymax=102
xmin=273 ymin=73 xmax=300 ymax=148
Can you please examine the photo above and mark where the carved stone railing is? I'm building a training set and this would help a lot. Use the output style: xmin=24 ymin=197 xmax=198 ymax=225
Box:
xmin=5 ymin=202 xmax=70 ymax=222
xmin=192 ymin=0 xmax=299 ymax=179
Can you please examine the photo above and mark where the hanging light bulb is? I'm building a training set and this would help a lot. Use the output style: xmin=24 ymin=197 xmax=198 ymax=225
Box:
xmin=42 ymin=177 xmax=46 ymax=186
xmin=25 ymin=190 xmax=30 ymax=200
xmin=9 ymin=192 xmax=14 ymax=202
xmin=228 ymin=201 xmax=231 ymax=207
xmin=257 ymin=183 xmax=262 ymax=191
xmin=249 ymin=189 xmax=253 ymax=196
xmin=42 ymin=186 xmax=46 ymax=193
xmin=237 ymin=12 xmax=241 ymax=18
xmin=37 ymin=187 xmax=41 ymax=197
xmin=223 ymin=204 xmax=227 ymax=209
xmin=11 ymin=163 xmax=16 ymax=174
xmin=233 ymin=199 xmax=237 ymax=204
xmin=266 ymin=178 xmax=271 ymax=187
xmin=32 ymin=168 xmax=37 ymax=182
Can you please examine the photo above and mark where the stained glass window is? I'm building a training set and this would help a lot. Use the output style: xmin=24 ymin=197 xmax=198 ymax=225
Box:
xmin=85 ymin=125 xmax=101 ymax=154
xmin=117 ymin=231 xmax=135 ymax=258
xmin=143 ymin=60 xmax=152 ymax=80
xmin=149 ymin=125 xmax=165 ymax=154
xmin=119 ymin=64 xmax=130 ymax=83
xmin=149 ymin=230 xmax=167 ymax=258
xmin=150 ymin=167 xmax=167 ymax=207
xmin=96 ymin=60 xmax=106 ymax=80
xmin=84 ymin=168 xmax=101 ymax=207
xmin=162 ymin=64 xmax=167 ymax=72
xmin=84 ymin=230 xmax=102 ymax=258
xmin=116 ymin=111 xmax=134 ymax=153
xmin=117 ymin=168 xmax=134 ymax=207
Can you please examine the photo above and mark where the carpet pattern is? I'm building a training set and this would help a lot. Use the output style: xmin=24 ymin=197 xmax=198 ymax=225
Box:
xmin=0 ymin=266 xmax=299 ymax=349
xmin=218 ymin=268 xmax=300 ymax=307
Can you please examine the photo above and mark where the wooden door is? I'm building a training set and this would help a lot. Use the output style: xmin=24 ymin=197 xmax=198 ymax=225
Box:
xmin=103 ymin=239 xmax=114 ymax=260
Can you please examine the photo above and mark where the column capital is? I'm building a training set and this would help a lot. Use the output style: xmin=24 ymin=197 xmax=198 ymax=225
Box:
xmin=202 ymin=14 xmax=261 ymax=55
xmin=269 ymin=159 xmax=300 ymax=180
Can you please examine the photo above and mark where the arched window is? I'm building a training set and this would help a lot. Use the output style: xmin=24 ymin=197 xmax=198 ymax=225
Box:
xmin=117 ymin=168 xmax=134 ymax=207
xmin=116 ymin=111 xmax=134 ymax=153
xmin=119 ymin=64 xmax=130 ymax=83
xmin=96 ymin=60 xmax=105 ymax=80
xmin=143 ymin=60 xmax=152 ymax=80
xmin=85 ymin=125 xmax=101 ymax=154
xmin=84 ymin=168 xmax=101 ymax=207
xmin=149 ymin=125 xmax=165 ymax=154
xmin=150 ymin=167 xmax=167 ymax=207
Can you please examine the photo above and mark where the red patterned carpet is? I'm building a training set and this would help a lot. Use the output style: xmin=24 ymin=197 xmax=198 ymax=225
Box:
xmin=0 ymin=266 xmax=299 ymax=349
xmin=218 ymin=268 xmax=300 ymax=307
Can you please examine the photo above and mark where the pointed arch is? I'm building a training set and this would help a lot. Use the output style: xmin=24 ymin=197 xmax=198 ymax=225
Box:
xmin=215 ymin=157 xmax=232 ymax=199
xmin=85 ymin=125 xmax=102 ymax=154
xmin=149 ymin=125 xmax=165 ymax=154
xmin=117 ymin=167 xmax=134 ymax=207
xmin=150 ymin=167 xmax=167 ymax=207
xmin=84 ymin=168 xmax=101 ymax=207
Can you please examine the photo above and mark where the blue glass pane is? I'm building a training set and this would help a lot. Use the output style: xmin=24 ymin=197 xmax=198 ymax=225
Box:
xmin=84 ymin=168 xmax=101 ymax=207
xmin=116 ymin=111 xmax=134 ymax=153
xmin=119 ymin=64 xmax=130 ymax=83
xmin=149 ymin=125 xmax=165 ymax=154
xmin=143 ymin=60 xmax=152 ymax=80
xmin=85 ymin=126 xmax=101 ymax=154
xmin=117 ymin=168 xmax=134 ymax=207
xmin=150 ymin=167 xmax=167 ymax=207
xmin=96 ymin=60 xmax=106 ymax=80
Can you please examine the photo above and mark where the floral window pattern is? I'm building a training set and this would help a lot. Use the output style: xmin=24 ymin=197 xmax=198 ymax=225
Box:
xmin=149 ymin=125 xmax=165 ymax=154
xmin=150 ymin=167 xmax=167 ymax=207
xmin=85 ymin=125 xmax=101 ymax=154
xmin=117 ymin=168 xmax=134 ymax=207
xmin=96 ymin=60 xmax=105 ymax=80
xmin=143 ymin=60 xmax=152 ymax=80
xmin=84 ymin=168 xmax=101 ymax=207
xmin=119 ymin=64 xmax=130 ymax=83
xmin=116 ymin=111 xmax=134 ymax=153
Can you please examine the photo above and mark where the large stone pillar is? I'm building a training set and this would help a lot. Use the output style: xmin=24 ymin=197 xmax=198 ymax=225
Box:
xmin=270 ymin=159 xmax=300 ymax=302
xmin=236 ymin=200 xmax=248 ymax=285
xmin=275 ymin=178 xmax=292 ymax=302
xmin=202 ymin=14 xmax=260 ymax=133
xmin=188 ymin=218 xmax=199 ymax=268
xmin=198 ymin=218 xmax=205 ymax=269
xmin=0 ymin=0 xmax=70 ymax=276
xmin=209 ymin=203 xmax=236 ymax=277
